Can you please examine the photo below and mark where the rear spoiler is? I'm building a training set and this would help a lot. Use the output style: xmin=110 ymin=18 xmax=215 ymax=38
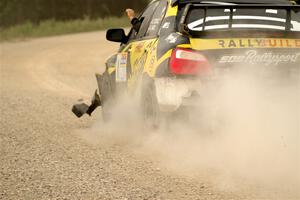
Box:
xmin=172 ymin=0 xmax=299 ymax=7
xmin=179 ymin=4 xmax=300 ymax=35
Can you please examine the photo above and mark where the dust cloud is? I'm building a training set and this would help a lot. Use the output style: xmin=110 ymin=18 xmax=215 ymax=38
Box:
xmin=79 ymin=63 xmax=300 ymax=197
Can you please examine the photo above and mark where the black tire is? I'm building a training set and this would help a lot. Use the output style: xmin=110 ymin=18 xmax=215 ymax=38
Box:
xmin=100 ymin=71 xmax=115 ymax=122
xmin=140 ymin=75 xmax=160 ymax=129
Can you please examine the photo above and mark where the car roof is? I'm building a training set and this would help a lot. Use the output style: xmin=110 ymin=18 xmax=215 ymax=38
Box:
xmin=171 ymin=0 xmax=292 ymax=5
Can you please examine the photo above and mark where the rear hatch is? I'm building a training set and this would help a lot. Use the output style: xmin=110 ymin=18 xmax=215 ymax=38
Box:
xmin=178 ymin=2 xmax=300 ymax=78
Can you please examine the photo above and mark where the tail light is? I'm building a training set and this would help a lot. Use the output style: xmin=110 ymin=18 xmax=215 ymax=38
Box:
xmin=169 ymin=48 xmax=211 ymax=75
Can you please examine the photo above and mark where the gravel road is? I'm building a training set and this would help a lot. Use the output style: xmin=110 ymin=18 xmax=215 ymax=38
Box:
xmin=0 ymin=32 xmax=299 ymax=200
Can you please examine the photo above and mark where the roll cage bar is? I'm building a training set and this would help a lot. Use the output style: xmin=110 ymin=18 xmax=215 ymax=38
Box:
xmin=178 ymin=3 xmax=300 ymax=35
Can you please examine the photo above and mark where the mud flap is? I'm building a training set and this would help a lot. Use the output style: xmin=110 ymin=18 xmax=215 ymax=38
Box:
xmin=96 ymin=74 xmax=103 ymax=94
xmin=72 ymin=90 xmax=101 ymax=118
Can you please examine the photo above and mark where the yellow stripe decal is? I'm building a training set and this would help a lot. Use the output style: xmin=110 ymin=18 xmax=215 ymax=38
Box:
xmin=108 ymin=67 xmax=115 ymax=74
xmin=157 ymin=49 xmax=172 ymax=66
xmin=190 ymin=38 xmax=300 ymax=50
xmin=166 ymin=4 xmax=177 ymax=17
xmin=177 ymin=44 xmax=192 ymax=49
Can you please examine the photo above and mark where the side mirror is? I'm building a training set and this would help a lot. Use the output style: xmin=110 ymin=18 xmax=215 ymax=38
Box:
xmin=106 ymin=28 xmax=127 ymax=43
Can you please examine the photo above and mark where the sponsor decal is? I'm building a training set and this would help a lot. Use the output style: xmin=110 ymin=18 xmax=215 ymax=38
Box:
xmin=148 ymin=18 xmax=161 ymax=31
xmin=116 ymin=53 xmax=128 ymax=82
xmin=190 ymin=38 xmax=300 ymax=50
xmin=165 ymin=33 xmax=178 ymax=44
xmin=219 ymin=50 xmax=300 ymax=66
xmin=162 ymin=22 xmax=170 ymax=29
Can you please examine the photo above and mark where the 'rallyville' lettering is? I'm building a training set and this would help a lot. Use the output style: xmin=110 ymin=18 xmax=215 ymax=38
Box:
xmin=218 ymin=39 xmax=300 ymax=48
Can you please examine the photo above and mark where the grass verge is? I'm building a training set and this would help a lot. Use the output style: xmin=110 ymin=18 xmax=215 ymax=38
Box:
xmin=0 ymin=17 xmax=129 ymax=42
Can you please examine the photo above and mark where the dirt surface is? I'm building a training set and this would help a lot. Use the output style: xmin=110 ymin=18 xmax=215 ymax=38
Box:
xmin=0 ymin=32 xmax=299 ymax=200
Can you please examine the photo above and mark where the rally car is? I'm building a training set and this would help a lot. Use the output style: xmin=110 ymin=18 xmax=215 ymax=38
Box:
xmin=72 ymin=0 xmax=300 ymax=126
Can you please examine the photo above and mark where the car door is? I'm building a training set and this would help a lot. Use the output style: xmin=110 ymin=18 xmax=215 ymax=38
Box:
xmin=126 ymin=0 xmax=168 ymax=90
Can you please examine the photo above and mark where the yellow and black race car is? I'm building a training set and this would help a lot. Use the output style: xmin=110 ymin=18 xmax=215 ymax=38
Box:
xmin=72 ymin=0 xmax=300 ymax=126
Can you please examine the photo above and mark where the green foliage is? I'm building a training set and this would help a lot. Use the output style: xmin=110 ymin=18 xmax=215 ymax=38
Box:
xmin=0 ymin=17 xmax=129 ymax=41
xmin=0 ymin=0 xmax=146 ymax=40
xmin=0 ymin=0 xmax=148 ymax=28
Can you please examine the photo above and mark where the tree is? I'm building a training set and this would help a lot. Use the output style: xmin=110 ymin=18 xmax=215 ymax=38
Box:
xmin=0 ymin=0 xmax=149 ymax=28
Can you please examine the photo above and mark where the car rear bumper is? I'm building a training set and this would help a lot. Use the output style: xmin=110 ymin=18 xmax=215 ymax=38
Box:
xmin=154 ymin=77 xmax=203 ymax=112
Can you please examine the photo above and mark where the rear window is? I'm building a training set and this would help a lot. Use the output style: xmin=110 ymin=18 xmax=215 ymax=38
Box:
xmin=181 ymin=6 xmax=300 ymax=32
